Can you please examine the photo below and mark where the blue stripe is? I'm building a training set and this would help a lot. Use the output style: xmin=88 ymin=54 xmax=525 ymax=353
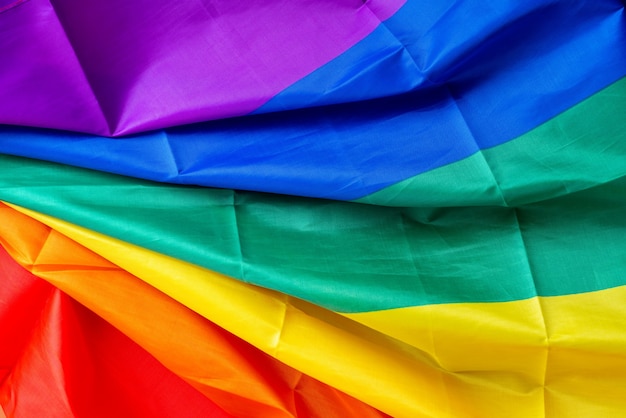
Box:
xmin=1 ymin=0 xmax=625 ymax=199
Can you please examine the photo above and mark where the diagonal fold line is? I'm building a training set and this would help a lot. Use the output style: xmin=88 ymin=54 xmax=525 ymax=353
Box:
xmin=47 ymin=0 xmax=114 ymax=135
xmin=510 ymin=207 xmax=549 ymax=414
xmin=442 ymin=83 xmax=510 ymax=207
xmin=156 ymin=130 xmax=186 ymax=182
xmin=230 ymin=191 xmax=248 ymax=283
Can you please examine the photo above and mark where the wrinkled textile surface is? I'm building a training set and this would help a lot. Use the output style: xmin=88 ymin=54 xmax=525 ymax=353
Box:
xmin=1 ymin=0 xmax=626 ymax=417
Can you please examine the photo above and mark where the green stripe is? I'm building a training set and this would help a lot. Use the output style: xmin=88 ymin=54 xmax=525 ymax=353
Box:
xmin=358 ymin=76 xmax=626 ymax=207
xmin=1 ymin=78 xmax=625 ymax=312
xmin=2 ymin=153 xmax=625 ymax=312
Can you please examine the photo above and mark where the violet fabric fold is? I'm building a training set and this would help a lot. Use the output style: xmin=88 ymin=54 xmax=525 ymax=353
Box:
xmin=0 ymin=0 xmax=404 ymax=135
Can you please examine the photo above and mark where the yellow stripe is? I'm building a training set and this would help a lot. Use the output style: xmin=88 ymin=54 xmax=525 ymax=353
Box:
xmin=13 ymin=202 xmax=626 ymax=415
xmin=346 ymin=287 xmax=626 ymax=415
xmin=346 ymin=299 xmax=548 ymax=379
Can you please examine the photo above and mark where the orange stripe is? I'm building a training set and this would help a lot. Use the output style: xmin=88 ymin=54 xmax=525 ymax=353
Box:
xmin=0 ymin=203 xmax=387 ymax=418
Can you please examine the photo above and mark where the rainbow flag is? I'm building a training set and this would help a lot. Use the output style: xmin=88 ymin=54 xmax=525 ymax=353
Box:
xmin=1 ymin=0 xmax=626 ymax=416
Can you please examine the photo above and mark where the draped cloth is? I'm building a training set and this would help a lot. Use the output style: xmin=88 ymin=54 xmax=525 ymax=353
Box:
xmin=1 ymin=1 xmax=626 ymax=416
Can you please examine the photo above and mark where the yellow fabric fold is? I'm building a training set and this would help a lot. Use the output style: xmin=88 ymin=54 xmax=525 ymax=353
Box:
xmin=6 ymin=204 xmax=450 ymax=417
xmin=12 ymin=202 xmax=626 ymax=416
xmin=346 ymin=299 xmax=548 ymax=380
xmin=346 ymin=287 xmax=626 ymax=415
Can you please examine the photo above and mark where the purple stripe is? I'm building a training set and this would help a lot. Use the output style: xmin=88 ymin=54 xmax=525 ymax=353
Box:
xmin=3 ymin=0 xmax=405 ymax=136
xmin=0 ymin=0 xmax=109 ymax=134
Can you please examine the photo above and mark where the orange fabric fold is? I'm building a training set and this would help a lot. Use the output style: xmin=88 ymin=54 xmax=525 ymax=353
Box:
xmin=0 ymin=246 xmax=230 ymax=418
xmin=0 ymin=202 xmax=387 ymax=418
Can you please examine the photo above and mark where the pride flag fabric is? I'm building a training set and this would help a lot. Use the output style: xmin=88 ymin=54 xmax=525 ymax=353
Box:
xmin=1 ymin=0 xmax=626 ymax=416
